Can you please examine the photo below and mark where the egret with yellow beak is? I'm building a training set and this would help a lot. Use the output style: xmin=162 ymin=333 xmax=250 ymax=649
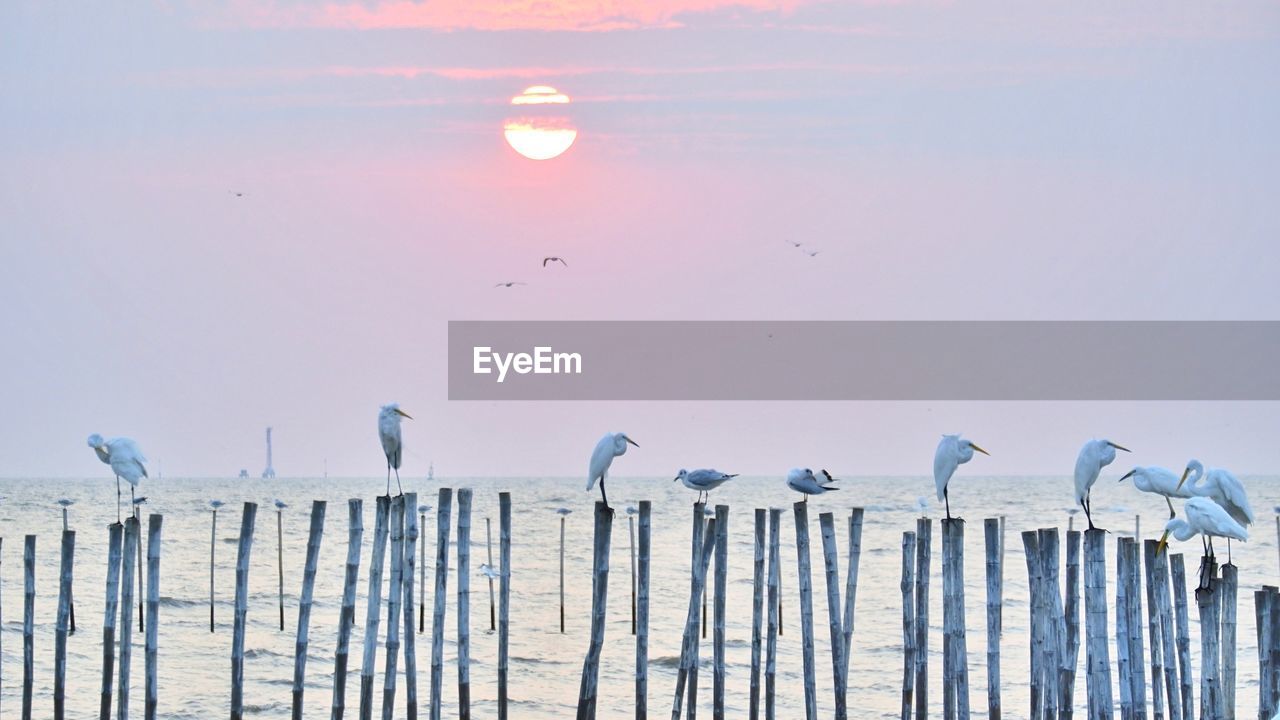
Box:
xmin=378 ymin=403 xmax=413 ymax=495
xmin=933 ymin=434 xmax=990 ymax=520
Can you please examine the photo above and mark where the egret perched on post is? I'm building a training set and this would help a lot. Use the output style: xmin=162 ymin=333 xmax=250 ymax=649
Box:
xmin=87 ymin=434 xmax=148 ymax=523
xmin=1073 ymin=439 xmax=1130 ymax=530
xmin=786 ymin=468 xmax=838 ymax=501
xmin=673 ymin=469 xmax=738 ymax=504
xmin=1174 ymin=459 xmax=1254 ymax=560
xmin=378 ymin=403 xmax=413 ymax=496
xmin=1156 ymin=496 xmax=1248 ymax=560
xmin=1118 ymin=465 xmax=1192 ymax=518
xmin=933 ymin=434 xmax=990 ymax=519
xmin=587 ymin=432 xmax=638 ymax=513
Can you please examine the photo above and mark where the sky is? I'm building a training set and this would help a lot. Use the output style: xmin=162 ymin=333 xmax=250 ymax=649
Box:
xmin=2 ymin=1 xmax=1279 ymax=479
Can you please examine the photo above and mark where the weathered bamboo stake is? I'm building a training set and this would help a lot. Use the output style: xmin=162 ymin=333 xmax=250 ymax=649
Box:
xmin=560 ymin=513 xmax=567 ymax=634
xmin=914 ymin=518 xmax=932 ymax=720
xmin=210 ymin=505 xmax=218 ymax=633
xmin=819 ymin=513 xmax=847 ymax=720
xmin=842 ymin=508 xmax=864 ymax=682
xmin=1125 ymin=539 xmax=1147 ymax=719
xmin=119 ymin=518 xmax=139 ymax=720
xmin=429 ymin=489 xmax=454 ymax=720
xmin=764 ymin=508 xmax=781 ymax=720
xmin=419 ymin=505 xmax=427 ymax=635
xmin=292 ymin=501 xmax=326 ymax=720
xmin=1116 ymin=537 xmax=1134 ymax=720
xmin=332 ymin=499 xmax=364 ymax=720
xmin=1268 ymin=587 xmax=1279 ymax=717
xmin=998 ymin=515 xmax=1006 ymax=636
xmin=231 ymin=503 xmax=258 ymax=720
xmin=630 ymin=512 xmax=637 ymax=637
xmin=1 ymin=536 xmax=4 ymax=720
xmin=575 ymin=501 xmax=613 ymax=720
xmin=712 ymin=505 xmax=729 ymax=720
xmin=1083 ymin=528 xmax=1114 ymax=720
xmin=1150 ymin=544 xmax=1180 ymax=720
xmin=143 ymin=516 xmax=162 ymax=720
xmin=984 ymin=520 xmax=1001 ymax=720
xmin=278 ymin=505 xmax=286 ymax=632
xmin=1256 ymin=590 xmax=1272 ymax=720
xmin=750 ymin=509 xmax=766 ymax=720
xmin=1170 ymin=554 xmax=1195 ymax=720
xmin=687 ymin=503 xmax=706 ymax=719
xmin=403 ymin=493 xmax=420 ymax=720
xmin=1219 ymin=563 xmax=1237 ymax=720
xmin=54 ymin=530 xmax=75 ymax=720
xmin=672 ymin=514 xmax=717 ymax=720
xmin=1065 ymin=530 xmax=1082 ymax=718
xmin=1197 ymin=557 xmax=1223 ymax=720
xmin=136 ymin=506 xmax=145 ymax=635
xmin=60 ymin=508 xmax=77 ymax=636
xmin=383 ymin=495 xmax=407 ymax=720
xmin=901 ymin=531 xmax=918 ymax=720
xmin=498 ymin=493 xmax=512 ymax=720
xmin=486 ymin=516 xmax=496 ymax=632
xmin=457 ymin=489 xmax=473 ymax=720
xmin=941 ymin=519 xmax=970 ymax=720
xmin=101 ymin=523 xmax=124 ymax=720
xmin=794 ymin=501 xmax=819 ymax=720
xmin=22 ymin=535 xmax=34 ymax=720
xmin=1039 ymin=530 xmax=1063 ymax=720
xmin=1142 ymin=541 xmax=1164 ymax=720
xmin=359 ymin=495 xmax=391 ymax=720
xmin=1022 ymin=531 xmax=1044 ymax=720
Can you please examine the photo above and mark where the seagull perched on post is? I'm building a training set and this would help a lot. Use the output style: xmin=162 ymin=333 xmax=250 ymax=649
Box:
xmin=378 ymin=403 xmax=413 ymax=496
xmin=786 ymin=468 xmax=838 ymax=502
xmin=587 ymin=432 xmax=638 ymax=513
xmin=674 ymin=469 xmax=738 ymax=504
xmin=87 ymin=434 xmax=148 ymax=523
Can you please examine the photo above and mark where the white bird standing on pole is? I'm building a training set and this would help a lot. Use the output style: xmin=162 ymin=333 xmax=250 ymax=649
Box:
xmin=1073 ymin=439 xmax=1130 ymax=530
xmin=1156 ymin=496 xmax=1248 ymax=559
xmin=378 ymin=403 xmax=413 ymax=496
xmin=1118 ymin=465 xmax=1193 ymax=518
xmin=933 ymin=434 xmax=990 ymax=520
xmin=673 ymin=468 xmax=738 ymax=504
xmin=786 ymin=468 xmax=838 ymax=502
xmin=87 ymin=433 xmax=148 ymax=523
xmin=1175 ymin=459 xmax=1254 ymax=561
xmin=587 ymin=432 xmax=638 ymax=513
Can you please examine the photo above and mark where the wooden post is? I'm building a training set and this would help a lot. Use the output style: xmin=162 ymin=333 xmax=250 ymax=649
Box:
xmin=359 ymin=495 xmax=391 ymax=720
xmin=1256 ymin=588 xmax=1275 ymax=720
xmin=819 ymin=513 xmax=848 ymax=720
xmin=429 ymin=489 xmax=454 ymax=720
xmin=998 ymin=515 xmax=1006 ymax=636
xmin=842 ymin=508 xmax=864 ymax=682
xmin=1149 ymin=543 xmax=1181 ymax=720
xmin=292 ymin=501 xmax=326 ymax=720
xmin=630 ymin=513 xmax=637 ymax=637
xmin=1116 ymin=537 xmax=1133 ymax=720
xmin=671 ymin=514 xmax=717 ymax=720
xmin=1219 ymin=564 xmax=1237 ymax=720
xmin=984 ymin=519 xmax=1001 ymax=720
xmin=22 ymin=535 xmax=34 ymax=720
xmin=101 ymin=523 xmax=123 ymax=720
xmin=331 ymin=499 xmax=364 ymax=720
xmin=419 ymin=506 xmax=427 ymax=635
xmin=498 ymin=493 xmax=512 ymax=720
xmin=487 ymin=516 xmax=496 ymax=633
xmin=712 ymin=505 xmax=729 ymax=720
xmin=688 ymin=503 xmax=706 ymax=720
xmin=1041 ymin=530 xmax=1066 ymax=720
xmin=765 ymin=508 xmax=781 ymax=720
xmin=54 ymin=530 xmax=75 ymax=720
xmin=750 ymin=509 xmax=766 ymax=720
xmin=62 ymin=509 xmax=77 ymax=636
xmin=119 ymin=517 xmax=138 ymax=720
xmin=1083 ymin=528 xmax=1114 ymax=720
xmin=383 ymin=495 xmax=407 ymax=720
xmin=457 ymin=489 xmax=473 ymax=720
xmin=575 ymin=501 xmax=613 ymax=720
xmin=402 ymin=493 xmax=420 ymax=720
xmin=230 ymin=503 xmax=257 ymax=720
xmin=1268 ymin=587 xmax=1279 ymax=718
xmin=210 ymin=506 xmax=218 ymax=633
xmin=1197 ymin=557 xmax=1223 ymax=720
xmin=136 ymin=506 xmax=145 ymax=635
xmin=1022 ymin=531 xmax=1044 ymax=720
xmin=144 ymin=516 xmax=162 ymax=720
xmin=794 ymin=501 xmax=819 ymax=720
xmin=942 ymin=519 xmax=971 ymax=720
xmin=1170 ymin=554 xmax=1195 ymax=720
xmin=914 ymin=518 xmax=932 ymax=720
xmin=902 ymin=531 xmax=918 ymax=720
xmin=1125 ymin=539 xmax=1147 ymax=719
xmin=561 ymin=514 xmax=567 ymax=634
xmin=1065 ymin=530 xmax=1082 ymax=718
xmin=278 ymin=505 xmax=286 ymax=632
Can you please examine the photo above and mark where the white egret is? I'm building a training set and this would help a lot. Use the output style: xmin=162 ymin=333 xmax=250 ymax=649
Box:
xmin=674 ymin=468 xmax=739 ymax=504
xmin=587 ymin=432 xmax=638 ymax=513
xmin=1118 ymin=465 xmax=1192 ymax=518
xmin=87 ymin=434 xmax=148 ymax=523
xmin=1156 ymin=496 xmax=1248 ymax=559
xmin=786 ymin=468 xmax=838 ymax=502
xmin=1174 ymin=459 xmax=1254 ymax=561
xmin=1073 ymin=439 xmax=1131 ymax=530
xmin=933 ymin=434 xmax=990 ymax=519
xmin=378 ymin=403 xmax=413 ymax=496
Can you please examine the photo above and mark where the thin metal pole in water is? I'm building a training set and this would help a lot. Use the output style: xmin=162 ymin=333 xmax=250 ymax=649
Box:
xmin=359 ymin=495 xmax=391 ymax=720
xmin=793 ymin=501 xmax=818 ymax=720
xmin=100 ymin=523 xmax=124 ymax=720
xmin=750 ymin=509 xmax=766 ymax=720
xmin=560 ymin=515 xmax=567 ymax=634
xmin=136 ymin=506 xmax=145 ymax=635
xmin=55 ymin=530 xmax=75 ymax=720
xmin=119 ymin=518 xmax=139 ymax=720
xmin=764 ymin=508 xmax=781 ymax=720
xmin=1083 ymin=528 xmax=1114 ymax=720
xmin=630 ymin=513 xmax=637 ymax=636
xmin=210 ymin=507 xmax=218 ymax=633
xmin=144 ymin=515 xmax=162 ymax=720
xmin=22 ymin=535 xmax=35 ymax=720
xmin=818 ymin=513 xmax=847 ymax=720
xmin=419 ymin=507 xmax=426 ymax=635
xmin=1170 ymin=554 xmax=1195 ymax=720
xmin=712 ymin=505 xmax=729 ymax=720
xmin=230 ymin=503 xmax=258 ymax=720
xmin=636 ymin=501 xmax=652 ymax=720
xmin=292 ymin=501 xmax=326 ymax=720
xmin=942 ymin=519 xmax=971 ymax=720
xmin=428 ymin=489 xmax=454 ymax=720
xmin=1197 ymin=557 xmax=1223 ymax=720
xmin=383 ymin=495 xmax=406 ymax=720
xmin=498 ymin=493 xmax=512 ymax=720
xmin=687 ymin=503 xmax=706 ymax=720
xmin=456 ymin=489 xmax=473 ymax=720
xmin=575 ymin=501 xmax=613 ymax=720
xmin=331 ymin=499 xmax=364 ymax=720
xmin=402 ymin=493 xmax=420 ymax=720
xmin=487 ymin=516 xmax=496 ymax=632
xmin=278 ymin=506 xmax=286 ymax=632
xmin=914 ymin=518 xmax=932 ymax=720
xmin=983 ymin=519 xmax=1001 ymax=720
xmin=842 ymin=508 xmax=864 ymax=682
xmin=901 ymin=531 xmax=917 ymax=720
xmin=671 ymin=514 xmax=717 ymax=720
xmin=1219 ymin=563 xmax=1237 ymax=720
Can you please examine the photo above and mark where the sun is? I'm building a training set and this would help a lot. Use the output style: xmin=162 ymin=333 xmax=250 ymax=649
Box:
xmin=504 ymin=86 xmax=578 ymax=161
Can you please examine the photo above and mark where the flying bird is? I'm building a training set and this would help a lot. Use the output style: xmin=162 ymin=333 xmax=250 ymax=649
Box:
xmin=542 ymin=257 xmax=568 ymax=267
xmin=494 ymin=281 xmax=527 ymax=288
xmin=674 ymin=468 xmax=739 ymax=504
xmin=378 ymin=403 xmax=414 ymax=496
xmin=933 ymin=434 xmax=990 ymax=520
xmin=1157 ymin=496 xmax=1248 ymax=560
xmin=785 ymin=240 xmax=803 ymax=248
xmin=1118 ymin=465 xmax=1193 ymax=518
xmin=87 ymin=434 xmax=148 ymax=523
xmin=587 ymin=432 xmax=639 ymax=513
xmin=786 ymin=468 xmax=838 ymax=502
xmin=1073 ymin=439 xmax=1130 ymax=530
xmin=228 ymin=190 xmax=245 ymax=198
xmin=806 ymin=249 xmax=820 ymax=257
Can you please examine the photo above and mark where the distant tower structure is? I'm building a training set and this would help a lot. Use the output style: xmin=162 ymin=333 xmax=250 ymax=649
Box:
xmin=261 ymin=426 xmax=276 ymax=479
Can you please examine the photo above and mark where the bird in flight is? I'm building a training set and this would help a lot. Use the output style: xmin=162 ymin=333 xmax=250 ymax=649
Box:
xmin=494 ymin=281 xmax=527 ymax=288
xmin=228 ymin=191 xmax=245 ymax=197
xmin=785 ymin=240 xmax=803 ymax=248
xmin=543 ymin=257 xmax=568 ymax=267
xmin=806 ymin=249 xmax=821 ymax=257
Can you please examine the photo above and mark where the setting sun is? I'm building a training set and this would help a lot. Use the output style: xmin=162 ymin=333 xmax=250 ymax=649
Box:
xmin=504 ymin=86 xmax=577 ymax=160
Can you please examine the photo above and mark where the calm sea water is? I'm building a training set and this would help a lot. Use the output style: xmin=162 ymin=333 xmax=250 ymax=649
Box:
xmin=0 ymin=475 xmax=1276 ymax=718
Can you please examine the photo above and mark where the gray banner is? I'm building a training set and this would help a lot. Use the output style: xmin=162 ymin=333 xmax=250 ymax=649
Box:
xmin=447 ymin=321 xmax=1280 ymax=400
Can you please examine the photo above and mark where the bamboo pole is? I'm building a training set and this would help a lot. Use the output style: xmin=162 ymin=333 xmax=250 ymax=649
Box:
xmin=1219 ymin=563 xmax=1237 ymax=720
xmin=1039 ymin=529 xmax=1061 ymax=720
xmin=1065 ymin=530 xmax=1082 ymax=718
xmin=403 ymin=493 xmax=420 ymax=720
xmin=998 ymin=515 xmax=1006 ymax=636
xmin=561 ymin=513 xmax=567 ymax=634
xmin=942 ymin=519 xmax=971 ymax=720
xmin=630 ymin=512 xmax=638 ymax=637
xmin=687 ymin=503 xmax=706 ymax=720
xmin=794 ymin=501 xmax=819 ymax=720
xmin=359 ymin=495 xmax=391 ymax=720
xmin=487 ymin=517 xmax=496 ymax=632
xmin=231 ymin=503 xmax=258 ymax=720
xmin=712 ymin=505 xmax=729 ymax=720
xmin=1256 ymin=588 xmax=1275 ymax=720
xmin=101 ymin=523 xmax=123 ymax=720
xmin=914 ymin=518 xmax=932 ymax=720
xmin=901 ymin=531 xmax=917 ymax=720
xmin=210 ymin=505 xmax=218 ymax=633
xmin=457 ymin=489 xmax=473 ymax=720
xmin=1268 ymin=587 xmax=1279 ymax=718
xmin=1150 ymin=543 xmax=1181 ymax=720
xmin=278 ymin=505 xmax=286 ymax=632
xmin=1126 ymin=539 xmax=1147 ymax=719
xmin=672 ymin=514 xmax=717 ymax=720
xmin=144 ymin=516 xmax=162 ymax=720
xmin=292 ymin=501 xmax=326 ymax=720
xmin=1022 ymin=531 xmax=1044 ymax=720
xmin=332 ymin=499 xmax=364 ymax=720
xmin=22 ymin=535 xmax=34 ymax=720
xmin=498 ymin=493 xmax=512 ymax=720
xmin=119 ymin=517 xmax=139 ymax=720
xmin=819 ymin=513 xmax=847 ymax=720
xmin=429 ymin=489 xmax=454 ymax=720
xmin=1083 ymin=528 xmax=1114 ymax=720
xmin=750 ymin=509 xmax=766 ymax=720
xmin=383 ymin=495 xmax=407 ymax=720
xmin=575 ymin=501 xmax=613 ymax=720
xmin=419 ymin=506 xmax=427 ymax=635
xmin=136 ymin=506 xmax=144 ymax=635
xmin=54 ymin=530 xmax=75 ymax=720
xmin=637 ymin=501 xmax=652 ymax=720
xmin=984 ymin=519 xmax=1001 ymax=720
xmin=1 ymin=536 xmax=4 ymax=720
xmin=765 ymin=508 xmax=781 ymax=720
xmin=1116 ymin=537 xmax=1133 ymax=720
xmin=1197 ymin=557 xmax=1223 ymax=720
xmin=842 ymin=508 xmax=864 ymax=684
xmin=1170 ymin=554 xmax=1194 ymax=720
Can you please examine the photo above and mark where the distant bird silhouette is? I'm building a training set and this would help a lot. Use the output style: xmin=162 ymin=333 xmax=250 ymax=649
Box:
xmin=785 ymin=240 xmax=803 ymax=248
xmin=229 ymin=191 xmax=245 ymax=197
xmin=556 ymin=507 xmax=573 ymax=517
xmin=543 ymin=257 xmax=568 ymax=267
xmin=133 ymin=497 xmax=148 ymax=507
xmin=479 ymin=563 xmax=502 ymax=580
xmin=210 ymin=499 xmax=225 ymax=510
xmin=57 ymin=498 xmax=75 ymax=508
xmin=806 ymin=249 xmax=820 ymax=257
xmin=494 ymin=281 xmax=526 ymax=288
xmin=274 ymin=499 xmax=287 ymax=511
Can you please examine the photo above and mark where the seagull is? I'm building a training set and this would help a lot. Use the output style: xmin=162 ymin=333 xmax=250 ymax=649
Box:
xmin=674 ymin=468 xmax=739 ymax=504
xmin=785 ymin=240 xmax=803 ymax=248
xmin=916 ymin=496 xmax=930 ymax=516
xmin=542 ymin=257 xmax=568 ymax=267
xmin=418 ymin=504 xmax=432 ymax=514
xmin=625 ymin=505 xmax=638 ymax=516
xmin=57 ymin=498 xmax=75 ymax=508
xmin=479 ymin=563 xmax=502 ymax=580
xmin=1073 ymin=439 xmax=1130 ymax=530
xmin=933 ymin=434 xmax=990 ymax=519
xmin=556 ymin=507 xmax=573 ymax=517
xmin=88 ymin=434 xmax=148 ymax=523
xmin=228 ymin=190 xmax=245 ymax=198
xmin=587 ymin=432 xmax=638 ymax=513
xmin=274 ymin=499 xmax=287 ymax=511
xmin=806 ymin=249 xmax=820 ymax=257
xmin=786 ymin=468 xmax=838 ymax=502
xmin=210 ymin=499 xmax=225 ymax=510
xmin=132 ymin=497 xmax=148 ymax=508
xmin=378 ymin=403 xmax=413 ymax=496
xmin=494 ymin=281 xmax=527 ymax=288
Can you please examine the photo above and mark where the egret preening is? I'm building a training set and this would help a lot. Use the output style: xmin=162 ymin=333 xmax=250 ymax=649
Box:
xmin=1175 ymin=459 xmax=1254 ymax=561
xmin=378 ymin=403 xmax=413 ymax=496
xmin=933 ymin=434 xmax=990 ymax=519
xmin=673 ymin=468 xmax=739 ymax=504
xmin=786 ymin=468 xmax=838 ymax=502
xmin=1118 ymin=465 xmax=1192 ymax=518
xmin=1073 ymin=439 xmax=1130 ymax=530
xmin=1156 ymin=496 xmax=1248 ymax=561
xmin=587 ymin=432 xmax=638 ymax=513
xmin=87 ymin=434 xmax=148 ymax=523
